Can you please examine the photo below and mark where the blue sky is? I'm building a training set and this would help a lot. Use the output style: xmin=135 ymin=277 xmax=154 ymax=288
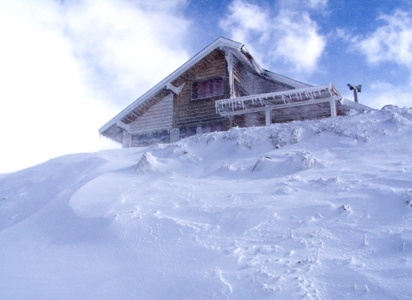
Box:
xmin=1 ymin=0 xmax=411 ymax=173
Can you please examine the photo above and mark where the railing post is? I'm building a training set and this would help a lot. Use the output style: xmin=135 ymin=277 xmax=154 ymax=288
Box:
xmin=330 ymin=98 xmax=337 ymax=117
xmin=265 ymin=105 xmax=271 ymax=126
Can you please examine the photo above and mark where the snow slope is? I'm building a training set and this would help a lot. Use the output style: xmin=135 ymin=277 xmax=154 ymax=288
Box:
xmin=1 ymin=105 xmax=412 ymax=299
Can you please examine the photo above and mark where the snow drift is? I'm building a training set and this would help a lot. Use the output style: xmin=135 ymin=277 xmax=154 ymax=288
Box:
xmin=1 ymin=105 xmax=412 ymax=299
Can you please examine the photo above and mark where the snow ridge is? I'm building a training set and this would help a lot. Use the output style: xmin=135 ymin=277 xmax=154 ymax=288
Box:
xmin=1 ymin=105 xmax=412 ymax=299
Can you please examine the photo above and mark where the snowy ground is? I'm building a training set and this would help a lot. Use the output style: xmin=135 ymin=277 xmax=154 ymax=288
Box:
xmin=1 ymin=105 xmax=412 ymax=299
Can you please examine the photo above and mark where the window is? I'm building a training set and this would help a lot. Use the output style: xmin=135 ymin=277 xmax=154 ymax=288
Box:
xmin=191 ymin=78 xmax=224 ymax=100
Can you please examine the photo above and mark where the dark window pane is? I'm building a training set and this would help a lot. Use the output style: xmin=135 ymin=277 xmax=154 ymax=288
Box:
xmin=192 ymin=78 xmax=224 ymax=100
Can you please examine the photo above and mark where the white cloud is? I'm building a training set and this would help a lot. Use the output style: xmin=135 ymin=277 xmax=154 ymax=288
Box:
xmin=356 ymin=10 xmax=412 ymax=82
xmin=0 ymin=1 xmax=116 ymax=173
xmin=307 ymin=0 xmax=328 ymax=10
xmin=277 ymin=0 xmax=328 ymax=11
xmin=219 ymin=0 xmax=326 ymax=74
xmin=366 ymin=81 xmax=412 ymax=109
xmin=62 ymin=0 xmax=191 ymax=104
xmin=270 ymin=10 xmax=326 ymax=73
xmin=219 ymin=0 xmax=269 ymax=44
xmin=0 ymin=0 xmax=190 ymax=173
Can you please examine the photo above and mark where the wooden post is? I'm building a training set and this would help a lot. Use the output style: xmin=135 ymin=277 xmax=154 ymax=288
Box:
xmin=265 ymin=105 xmax=271 ymax=126
xmin=122 ymin=131 xmax=131 ymax=148
xmin=330 ymin=99 xmax=337 ymax=118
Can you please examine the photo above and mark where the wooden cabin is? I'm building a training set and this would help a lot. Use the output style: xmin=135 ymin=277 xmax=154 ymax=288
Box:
xmin=99 ymin=37 xmax=369 ymax=147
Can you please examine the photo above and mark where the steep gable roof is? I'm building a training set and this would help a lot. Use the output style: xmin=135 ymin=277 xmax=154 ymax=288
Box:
xmin=99 ymin=37 xmax=311 ymax=139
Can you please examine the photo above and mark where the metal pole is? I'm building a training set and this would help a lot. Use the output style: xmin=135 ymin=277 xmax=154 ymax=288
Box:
xmin=347 ymin=84 xmax=362 ymax=103
xmin=353 ymin=89 xmax=358 ymax=103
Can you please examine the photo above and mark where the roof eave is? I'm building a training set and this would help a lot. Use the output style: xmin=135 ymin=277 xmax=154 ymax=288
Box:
xmin=99 ymin=37 xmax=243 ymax=135
xmin=340 ymin=98 xmax=374 ymax=111
xmin=262 ymin=70 xmax=312 ymax=89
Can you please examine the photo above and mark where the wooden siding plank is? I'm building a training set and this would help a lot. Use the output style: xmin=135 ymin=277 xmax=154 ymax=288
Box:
xmin=128 ymin=93 xmax=173 ymax=134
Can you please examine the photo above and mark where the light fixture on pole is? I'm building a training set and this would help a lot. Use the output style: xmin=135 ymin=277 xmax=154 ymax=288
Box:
xmin=347 ymin=84 xmax=362 ymax=103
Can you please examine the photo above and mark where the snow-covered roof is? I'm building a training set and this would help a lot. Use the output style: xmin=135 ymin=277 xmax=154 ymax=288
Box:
xmin=99 ymin=37 xmax=311 ymax=137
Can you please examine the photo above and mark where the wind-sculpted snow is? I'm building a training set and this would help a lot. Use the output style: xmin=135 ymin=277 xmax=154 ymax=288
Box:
xmin=1 ymin=106 xmax=412 ymax=299
xmin=0 ymin=155 xmax=108 ymax=232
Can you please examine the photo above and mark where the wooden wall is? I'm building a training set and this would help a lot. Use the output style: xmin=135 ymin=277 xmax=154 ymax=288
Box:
xmin=131 ymin=129 xmax=170 ymax=147
xmin=171 ymin=49 xmax=229 ymax=135
xmin=128 ymin=93 xmax=173 ymax=134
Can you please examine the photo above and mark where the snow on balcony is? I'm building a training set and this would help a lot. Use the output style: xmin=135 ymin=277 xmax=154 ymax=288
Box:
xmin=215 ymin=83 xmax=342 ymax=118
